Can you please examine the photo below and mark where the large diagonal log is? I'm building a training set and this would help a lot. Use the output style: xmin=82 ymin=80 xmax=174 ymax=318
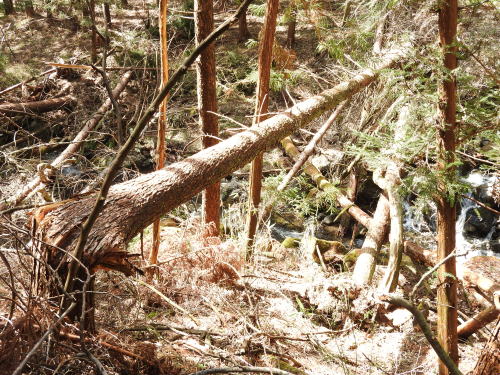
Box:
xmin=34 ymin=49 xmax=405 ymax=272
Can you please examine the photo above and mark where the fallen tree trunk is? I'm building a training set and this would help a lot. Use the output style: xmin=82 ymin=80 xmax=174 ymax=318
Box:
xmin=0 ymin=95 xmax=76 ymax=116
xmin=457 ymin=303 xmax=499 ymax=339
xmin=351 ymin=193 xmax=390 ymax=286
xmin=33 ymin=49 xmax=405 ymax=273
xmin=0 ymin=71 xmax=133 ymax=211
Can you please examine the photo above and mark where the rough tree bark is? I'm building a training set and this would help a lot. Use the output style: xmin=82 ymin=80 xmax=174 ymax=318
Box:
xmin=195 ymin=0 xmax=221 ymax=238
xmin=238 ymin=1 xmax=252 ymax=41
xmin=33 ymin=50 xmax=404 ymax=278
xmin=436 ymin=1 xmax=459 ymax=373
xmin=150 ymin=0 xmax=169 ymax=270
xmin=245 ymin=0 xmax=279 ymax=254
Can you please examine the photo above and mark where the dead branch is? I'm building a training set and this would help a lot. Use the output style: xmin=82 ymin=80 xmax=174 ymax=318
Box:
xmin=278 ymin=100 xmax=348 ymax=191
xmin=380 ymin=295 xmax=464 ymax=375
xmin=188 ymin=366 xmax=293 ymax=375
xmin=458 ymin=292 xmax=500 ymax=339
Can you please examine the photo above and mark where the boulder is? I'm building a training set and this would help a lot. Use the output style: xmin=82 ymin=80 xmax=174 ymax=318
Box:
xmin=463 ymin=206 xmax=497 ymax=238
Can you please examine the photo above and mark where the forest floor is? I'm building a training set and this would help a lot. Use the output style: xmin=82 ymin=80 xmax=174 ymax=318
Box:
xmin=0 ymin=1 xmax=497 ymax=375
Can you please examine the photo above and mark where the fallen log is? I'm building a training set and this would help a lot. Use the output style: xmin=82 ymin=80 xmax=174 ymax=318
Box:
xmin=457 ymin=293 xmax=499 ymax=339
xmin=0 ymin=95 xmax=76 ymax=116
xmin=33 ymin=49 xmax=406 ymax=274
xmin=0 ymin=71 xmax=133 ymax=211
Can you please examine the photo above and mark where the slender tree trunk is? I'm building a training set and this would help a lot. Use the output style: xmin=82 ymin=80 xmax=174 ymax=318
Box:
xmin=472 ymin=317 xmax=500 ymax=375
xmin=3 ymin=0 xmax=15 ymax=15
xmin=89 ymin=0 xmax=98 ymax=64
xmin=245 ymin=0 xmax=279 ymax=255
xmin=436 ymin=1 xmax=459 ymax=373
xmin=238 ymin=1 xmax=252 ymax=41
xmin=376 ymin=166 xmax=403 ymax=292
xmin=195 ymin=0 xmax=220 ymax=238
xmin=150 ymin=0 xmax=169 ymax=271
xmin=104 ymin=3 xmax=112 ymax=28
xmin=286 ymin=2 xmax=297 ymax=48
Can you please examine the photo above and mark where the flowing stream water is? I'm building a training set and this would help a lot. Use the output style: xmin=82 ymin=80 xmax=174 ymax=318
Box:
xmin=272 ymin=171 xmax=499 ymax=263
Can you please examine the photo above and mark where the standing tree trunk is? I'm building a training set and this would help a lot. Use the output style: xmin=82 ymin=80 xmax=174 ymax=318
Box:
xmin=286 ymin=1 xmax=297 ymax=48
xmin=245 ymin=0 xmax=279 ymax=255
xmin=88 ymin=0 xmax=98 ymax=64
xmin=150 ymin=0 xmax=169 ymax=271
xmin=3 ymin=0 xmax=15 ymax=15
xmin=238 ymin=1 xmax=252 ymax=41
xmin=436 ymin=1 xmax=459 ymax=374
xmin=195 ymin=0 xmax=220 ymax=238
xmin=104 ymin=3 xmax=112 ymax=28
xmin=472 ymin=317 xmax=500 ymax=375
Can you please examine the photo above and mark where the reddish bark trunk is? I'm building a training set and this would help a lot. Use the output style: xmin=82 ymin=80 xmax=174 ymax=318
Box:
xmin=436 ymin=1 xmax=459 ymax=373
xmin=246 ymin=0 xmax=279 ymax=252
xmin=195 ymin=0 xmax=220 ymax=238
xmin=151 ymin=0 xmax=169 ymax=268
